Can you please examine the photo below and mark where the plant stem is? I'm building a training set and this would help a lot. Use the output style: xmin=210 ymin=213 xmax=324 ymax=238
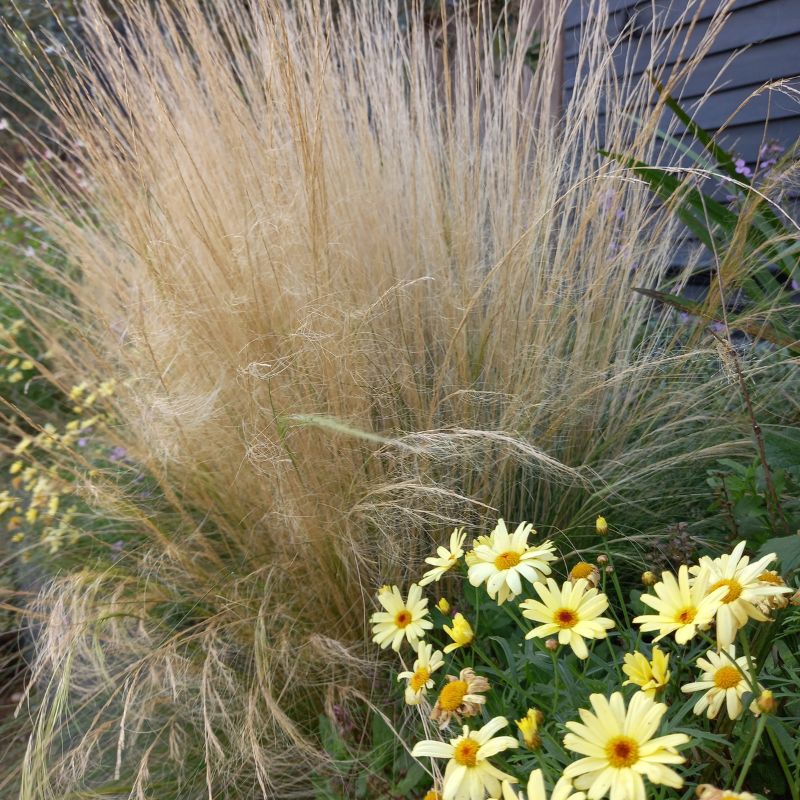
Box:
xmin=766 ymin=723 xmax=799 ymax=800
xmin=734 ymin=714 xmax=767 ymax=793
xmin=550 ymin=649 xmax=560 ymax=716
xmin=604 ymin=542 xmax=631 ymax=629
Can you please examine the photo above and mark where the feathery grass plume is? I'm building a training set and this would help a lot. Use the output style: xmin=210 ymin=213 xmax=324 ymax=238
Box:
xmin=2 ymin=0 xmax=799 ymax=795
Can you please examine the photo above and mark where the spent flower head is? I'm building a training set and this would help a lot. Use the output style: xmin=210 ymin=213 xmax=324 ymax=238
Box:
xmin=431 ymin=667 xmax=490 ymax=728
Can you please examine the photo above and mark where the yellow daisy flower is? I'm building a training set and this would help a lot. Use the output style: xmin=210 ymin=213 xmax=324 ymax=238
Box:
xmin=431 ymin=668 xmax=490 ymax=728
xmin=467 ymin=519 xmax=556 ymax=604
xmin=689 ymin=541 xmax=793 ymax=647
xmin=498 ymin=770 xmax=585 ymax=800
xmin=563 ymin=692 xmax=689 ymax=800
xmin=622 ymin=646 xmax=670 ymax=698
xmin=520 ymin=578 xmax=615 ymax=659
xmin=443 ymin=612 xmax=474 ymax=653
xmin=633 ymin=565 xmax=726 ymax=645
xmin=370 ymin=583 xmax=432 ymax=652
xmin=411 ymin=716 xmax=518 ymax=800
xmin=569 ymin=561 xmax=600 ymax=587
xmin=419 ymin=528 xmax=466 ymax=586
xmin=680 ymin=646 xmax=760 ymax=720
xmin=397 ymin=641 xmax=444 ymax=705
xmin=464 ymin=534 xmax=492 ymax=567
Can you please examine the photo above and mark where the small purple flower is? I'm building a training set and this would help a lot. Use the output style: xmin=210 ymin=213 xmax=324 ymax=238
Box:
xmin=733 ymin=158 xmax=752 ymax=179
xmin=110 ymin=540 xmax=125 ymax=552
xmin=109 ymin=446 xmax=127 ymax=462
xmin=77 ymin=437 xmax=89 ymax=447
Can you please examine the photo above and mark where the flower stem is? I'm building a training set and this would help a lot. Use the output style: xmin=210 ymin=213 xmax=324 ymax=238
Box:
xmin=766 ymin=722 xmax=799 ymax=800
xmin=734 ymin=713 xmax=767 ymax=793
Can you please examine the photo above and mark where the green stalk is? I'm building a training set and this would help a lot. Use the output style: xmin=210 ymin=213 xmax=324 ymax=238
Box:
xmin=766 ymin=723 xmax=799 ymax=800
xmin=734 ymin=714 xmax=767 ymax=793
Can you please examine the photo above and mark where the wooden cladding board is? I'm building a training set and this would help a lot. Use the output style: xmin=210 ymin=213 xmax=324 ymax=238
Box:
xmin=563 ymin=0 xmax=800 ymax=162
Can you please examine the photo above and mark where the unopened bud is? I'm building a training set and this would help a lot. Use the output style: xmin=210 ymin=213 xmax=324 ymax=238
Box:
xmin=596 ymin=554 xmax=608 ymax=565
xmin=641 ymin=571 xmax=657 ymax=586
xmin=596 ymin=516 xmax=609 ymax=535
xmin=604 ymin=565 xmax=614 ymax=574
xmin=756 ymin=689 xmax=777 ymax=714
xmin=436 ymin=597 xmax=451 ymax=614
xmin=545 ymin=638 xmax=558 ymax=651
xmin=790 ymin=589 xmax=800 ymax=607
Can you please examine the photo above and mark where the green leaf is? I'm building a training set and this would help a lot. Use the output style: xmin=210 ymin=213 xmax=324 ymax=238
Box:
xmin=757 ymin=535 xmax=800 ymax=573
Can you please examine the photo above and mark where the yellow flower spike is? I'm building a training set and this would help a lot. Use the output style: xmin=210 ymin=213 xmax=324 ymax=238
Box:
xmin=25 ymin=507 xmax=38 ymax=524
xmin=20 ymin=359 xmax=34 ymax=371
xmin=6 ymin=358 xmax=19 ymax=370
xmin=98 ymin=379 xmax=116 ymax=397
xmin=443 ymin=612 xmax=474 ymax=653
xmin=622 ymin=647 xmax=670 ymax=698
xmin=47 ymin=496 xmax=60 ymax=516
xmin=595 ymin=516 xmax=608 ymax=535
xmin=515 ymin=708 xmax=544 ymax=749
xmin=83 ymin=392 xmax=97 ymax=407
xmin=65 ymin=420 xmax=80 ymax=432
xmin=8 ymin=371 xmax=24 ymax=383
xmin=13 ymin=437 xmax=32 ymax=455
xmin=9 ymin=461 xmax=23 ymax=475
xmin=10 ymin=532 xmax=25 ymax=543
xmin=436 ymin=597 xmax=451 ymax=614
xmin=69 ymin=382 xmax=88 ymax=400
xmin=7 ymin=515 xmax=22 ymax=531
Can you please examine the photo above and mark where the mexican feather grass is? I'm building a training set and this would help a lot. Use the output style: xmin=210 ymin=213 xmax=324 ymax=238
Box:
xmin=2 ymin=0 xmax=798 ymax=796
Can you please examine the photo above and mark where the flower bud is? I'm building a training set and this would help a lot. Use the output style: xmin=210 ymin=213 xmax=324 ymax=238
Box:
xmin=596 ymin=516 xmax=608 ymax=535
xmin=516 ymin=708 xmax=544 ymax=749
xmin=604 ymin=565 xmax=614 ymax=574
xmin=436 ymin=597 xmax=451 ymax=614
xmin=596 ymin=554 xmax=608 ymax=565
xmin=641 ymin=570 xmax=657 ymax=586
xmin=545 ymin=638 xmax=558 ymax=651
xmin=756 ymin=689 xmax=777 ymax=715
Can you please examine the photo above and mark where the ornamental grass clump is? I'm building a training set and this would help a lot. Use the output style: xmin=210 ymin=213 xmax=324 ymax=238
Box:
xmin=390 ymin=521 xmax=799 ymax=800
xmin=2 ymin=0 xmax=799 ymax=796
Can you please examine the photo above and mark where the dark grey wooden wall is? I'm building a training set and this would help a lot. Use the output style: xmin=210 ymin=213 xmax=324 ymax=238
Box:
xmin=563 ymin=0 xmax=800 ymax=163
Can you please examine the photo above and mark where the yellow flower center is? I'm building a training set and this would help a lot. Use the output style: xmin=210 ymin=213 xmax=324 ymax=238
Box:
xmin=570 ymin=562 xmax=595 ymax=580
xmin=438 ymin=680 xmax=468 ymax=712
xmin=709 ymin=578 xmax=742 ymax=603
xmin=423 ymin=792 xmax=443 ymax=800
xmin=554 ymin=608 xmax=578 ymax=628
xmin=758 ymin=571 xmax=783 ymax=585
xmin=675 ymin=606 xmax=696 ymax=624
xmin=713 ymin=665 xmax=742 ymax=689
xmin=495 ymin=550 xmax=521 ymax=570
xmin=453 ymin=737 xmax=479 ymax=767
xmin=410 ymin=667 xmax=430 ymax=692
xmin=605 ymin=735 xmax=639 ymax=768
xmin=394 ymin=609 xmax=412 ymax=628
